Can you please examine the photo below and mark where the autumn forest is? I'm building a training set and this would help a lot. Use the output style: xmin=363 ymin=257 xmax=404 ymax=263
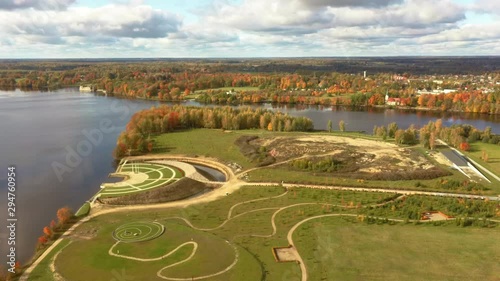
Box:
xmin=1 ymin=58 xmax=499 ymax=114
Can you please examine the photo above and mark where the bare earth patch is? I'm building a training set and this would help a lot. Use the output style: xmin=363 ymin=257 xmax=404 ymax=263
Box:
xmin=273 ymin=246 xmax=300 ymax=262
xmin=253 ymin=135 xmax=440 ymax=179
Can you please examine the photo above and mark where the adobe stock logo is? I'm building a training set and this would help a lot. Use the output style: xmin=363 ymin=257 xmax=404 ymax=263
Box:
xmin=51 ymin=100 xmax=139 ymax=182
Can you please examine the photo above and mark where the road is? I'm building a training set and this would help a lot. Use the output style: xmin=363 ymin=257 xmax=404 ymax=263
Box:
xmin=441 ymin=149 xmax=468 ymax=166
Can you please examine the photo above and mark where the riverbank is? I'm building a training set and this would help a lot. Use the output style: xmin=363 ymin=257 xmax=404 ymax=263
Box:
xmin=6 ymin=86 xmax=496 ymax=116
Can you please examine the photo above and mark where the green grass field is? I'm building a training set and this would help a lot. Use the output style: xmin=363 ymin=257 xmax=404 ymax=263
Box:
xmin=28 ymin=239 xmax=72 ymax=281
xmin=294 ymin=218 xmax=500 ymax=281
xmin=152 ymin=129 xmax=257 ymax=168
xmin=98 ymin=162 xmax=183 ymax=198
xmin=152 ymin=129 xmax=399 ymax=170
xmin=75 ymin=202 xmax=91 ymax=217
xmin=464 ymin=142 xmax=500 ymax=182
xmin=28 ymin=186 xmax=500 ymax=281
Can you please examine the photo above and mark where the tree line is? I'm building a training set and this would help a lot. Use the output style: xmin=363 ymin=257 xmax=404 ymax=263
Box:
xmin=114 ymin=105 xmax=314 ymax=158
xmin=1 ymin=60 xmax=499 ymax=114
xmin=371 ymin=119 xmax=498 ymax=149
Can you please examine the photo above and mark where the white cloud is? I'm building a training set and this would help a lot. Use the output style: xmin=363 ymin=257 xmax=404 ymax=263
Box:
xmin=472 ymin=0 xmax=500 ymax=14
xmin=0 ymin=0 xmax=498 ymax=57
xmin=0 ymin=3 xmax=181 ymax=42
xmin=0 ymin=0 xmax=76 ymax=10
xmin=329 ymin=0 xmax=465 ymax=28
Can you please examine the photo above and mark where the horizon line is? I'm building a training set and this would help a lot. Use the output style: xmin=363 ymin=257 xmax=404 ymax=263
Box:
xmin=2 ymin=55 xmax=500 ymax=61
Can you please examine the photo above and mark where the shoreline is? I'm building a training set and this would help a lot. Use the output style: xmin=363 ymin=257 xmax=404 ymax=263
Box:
xmin=19 ymin=147 xmax=500 ymax=279
xmin=2 ymin=86 xmax=497 ymax=116
xmin=20 ymin=155 xmax=238 ymax=278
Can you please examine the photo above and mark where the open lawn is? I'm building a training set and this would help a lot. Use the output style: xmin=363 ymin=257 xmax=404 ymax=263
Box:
xmin=55 ymin=221 xmax=242 ymax=281
xmin=28 ymin=239 xmax=71 ymax=281
xmin=29 ymin=186 xmax=499 ymax=281
xmin=294 ymin=218 xmax=500 ymax=281
xmin=152 ymin=129 xmax=258 ymax=169
xmin=464 ymin=142 xmax=500 ymax=183
xmin=29 ymin=186 xmax=393 ymax=281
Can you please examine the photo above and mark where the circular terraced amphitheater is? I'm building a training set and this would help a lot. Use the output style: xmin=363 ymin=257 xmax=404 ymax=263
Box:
xmin=98 ymin=161 xmax=185 ymax=198
xmin=112 ymin=222 xmax=165 ymax=243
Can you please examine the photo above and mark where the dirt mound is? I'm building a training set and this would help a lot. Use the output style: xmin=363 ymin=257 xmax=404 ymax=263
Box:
xmin=235 ymin=135 xmax=275 ymax=166
xmin=100 ymin=178 xmax=216 ymax=205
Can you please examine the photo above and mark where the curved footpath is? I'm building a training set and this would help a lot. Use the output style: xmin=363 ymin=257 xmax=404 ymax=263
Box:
xmin=103 ymin=189 xmax=403 ymax=280
xmin=285 ymin=214 xmax=405 ymax=281
xmin=21 ymin=156 xmax=499 ymax=280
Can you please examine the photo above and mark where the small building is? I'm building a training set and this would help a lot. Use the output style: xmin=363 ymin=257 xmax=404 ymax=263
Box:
xmin=79 ymin=85 xmax=95 ymax=92
xmin=393 ymin=75 xmax=407 ymax=81
xmin=386 ymin=97 xmax=401 ymax=106
xmin=385 ymin=93 xmax=401 ymax=106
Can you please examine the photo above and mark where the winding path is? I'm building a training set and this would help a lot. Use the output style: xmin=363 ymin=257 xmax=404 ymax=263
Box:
xmin=21 ymin=154 xmax=499 ymax=281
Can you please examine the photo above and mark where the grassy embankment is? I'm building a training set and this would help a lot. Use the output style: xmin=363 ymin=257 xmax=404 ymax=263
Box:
xmin=27 ymin=239 xmax=71 ymax=281
xmin=463 ymin=142 xmax=500 ymax=184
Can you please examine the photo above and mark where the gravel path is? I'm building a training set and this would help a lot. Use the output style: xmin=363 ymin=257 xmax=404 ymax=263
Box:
xmin=21 ymin=154 xmax=498 ymax=280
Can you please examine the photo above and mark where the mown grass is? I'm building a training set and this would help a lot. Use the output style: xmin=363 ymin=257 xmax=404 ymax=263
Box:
xmin=463 ymin=142 xmax=500 ymax=183
xmin=28 ymin=239 xmax=71 ymax=281
xmin=231 ymin=187 xmax=392 ymax=217
xmin=32 ymin=186 xmax=499 ymax=281
xmin=294 ymin=218 xmax=500 ymax=281
xmin=75 ymin=202 xmax=91 ymax=217
xmin=55 ymin=221 xmax=237 ymax=281
xmin=152 ymin=129 xmax=255 ymax=169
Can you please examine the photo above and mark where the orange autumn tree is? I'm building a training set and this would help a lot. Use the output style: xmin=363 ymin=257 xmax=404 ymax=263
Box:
xmin=459 ymin=142 xmax=470 ymax=151
xmin=56 ymin=207 xmax=73 ymax=225
xmin=50 ymin=220 xmax=57 ymax=231
xmin=38 ymin=236 xmax=48 ymax=246
xmin=43 ymin=226 xmax=53 ymax=238
xmin=267 ymin=122 xmax=273 ymax=131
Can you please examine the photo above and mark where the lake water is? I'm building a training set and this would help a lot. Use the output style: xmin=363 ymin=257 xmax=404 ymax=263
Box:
xmin=0 ymin=88 xmax=498 ymax=264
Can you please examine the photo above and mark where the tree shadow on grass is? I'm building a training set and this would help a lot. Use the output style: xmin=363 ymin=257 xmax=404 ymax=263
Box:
xmin=152 ymin=145 xmax=176 ymax=153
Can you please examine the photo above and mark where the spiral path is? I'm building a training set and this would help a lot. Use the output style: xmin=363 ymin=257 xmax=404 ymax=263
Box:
xmin=112 ymin=221 xmax=165 ymax=243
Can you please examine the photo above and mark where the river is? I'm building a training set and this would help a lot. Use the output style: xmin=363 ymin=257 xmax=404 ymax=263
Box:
xmin=0 ymin=88 xmax=498 ymax=264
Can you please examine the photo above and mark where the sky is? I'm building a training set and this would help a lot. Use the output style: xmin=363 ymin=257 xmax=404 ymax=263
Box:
xmin=0 ymin=0 xmax=499 ymax=58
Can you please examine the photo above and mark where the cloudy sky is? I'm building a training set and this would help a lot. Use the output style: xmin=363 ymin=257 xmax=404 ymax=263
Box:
xmin=0 ymin=0 xmax=499 ymax=58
